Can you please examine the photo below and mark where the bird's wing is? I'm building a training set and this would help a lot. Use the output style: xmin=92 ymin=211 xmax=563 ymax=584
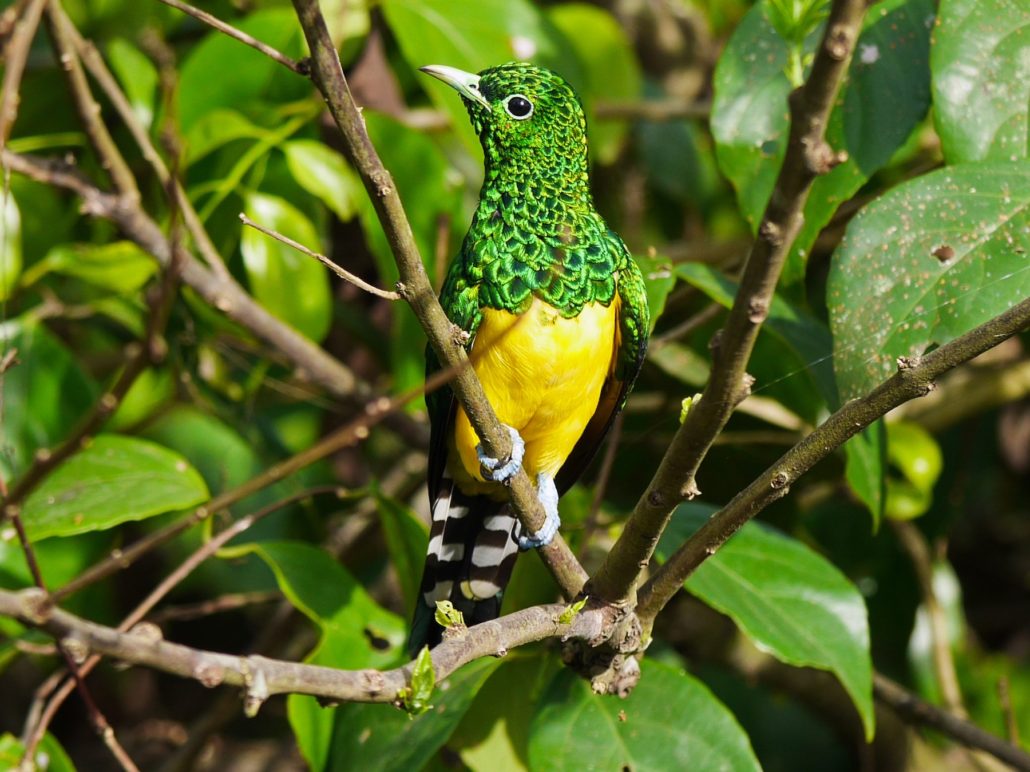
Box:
xmin=556 ymin=236 xmax=650 ymax=495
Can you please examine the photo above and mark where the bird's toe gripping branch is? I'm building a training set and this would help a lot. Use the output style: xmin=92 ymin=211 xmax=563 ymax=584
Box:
xmin=518 ymin=473 xmax=561 ymax=550
xmin=477 ymin=424 xmax=526 ymax=483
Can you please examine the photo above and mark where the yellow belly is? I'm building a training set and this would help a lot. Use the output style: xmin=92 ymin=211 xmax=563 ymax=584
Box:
xmin=452 ymin=297 xmax=618 ymax=494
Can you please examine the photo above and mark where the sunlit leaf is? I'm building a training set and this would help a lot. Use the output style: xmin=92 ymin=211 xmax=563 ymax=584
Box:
xmin=657 ymin=503 xmax=875 ymax=740
xmin=282 ymin=139 xmax=364 ymax=222
xmin=827 ymin=161 xmax=1030 ymax=400
xmin=26 ymin=241 xmax=157 ymax=294
xmin=932 ymin=0 xmax=1030 ymax=163
xmin=22 ymin=435 xmax=210 ymax=540
xmin=528 ymin=660 xmax=761 ymax=770
xmin=107 ymin=38 xmax=158 ymax=129
xmin=0 ymin=190 xmax=22 ymax=301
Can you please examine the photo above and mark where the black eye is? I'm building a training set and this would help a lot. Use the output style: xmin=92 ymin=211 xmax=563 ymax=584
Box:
xmin=504 ymin=94 xmax=534 ymax=120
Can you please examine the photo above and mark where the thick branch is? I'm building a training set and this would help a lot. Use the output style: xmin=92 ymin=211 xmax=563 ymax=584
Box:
xmin=589 ymin=0 xmax=866 ymax=604
xmin=289 ymin=0 xmax=587 ymax=598
xmin=637 ymin=293 xmax=1030 ymax=622
xmin=0 ymin=588 xmax=600 ymax=708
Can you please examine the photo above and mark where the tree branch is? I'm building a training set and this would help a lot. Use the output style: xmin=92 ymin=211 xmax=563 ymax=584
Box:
xmin=637 ymin=293 xmax=1030 ymax=623
xmin=0 ymin=588 xmax=603 ymax=710
xmin=289 ymin=0 xmax=588 ymax=599
xmin=589 ymin=0 xmax=867 ymax=605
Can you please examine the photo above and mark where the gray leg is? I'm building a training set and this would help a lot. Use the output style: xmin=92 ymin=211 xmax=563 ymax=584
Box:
xmin=477 ymin=424 xmax=526 ymax=483
xmin=517 ymin=473 xmax=561 ymax=550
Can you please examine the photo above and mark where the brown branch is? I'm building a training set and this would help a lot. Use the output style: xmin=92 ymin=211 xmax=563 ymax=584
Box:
xmin=289 ymin=0 xmax=588 ymax=599
xmin=637 ymin=293 xmax=1030 ymax=623
xmin=589 ymin=0 xmax=867 ymax=606
xmin=1 ymin=587 xmax=604 ymax=709
xmin=239 ymin=213 xmax=400 ymax=300
xmin=0 ymin=0 xmax=46 ymax=149
xmin=156 ymin=0 xmax=307 ymax=75
xmin=874 ymin=674 xmax=1030 ymax=772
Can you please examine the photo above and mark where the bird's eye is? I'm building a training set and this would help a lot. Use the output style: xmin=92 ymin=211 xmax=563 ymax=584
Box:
xmin=504 ymin=94 xmax=534 ymax=120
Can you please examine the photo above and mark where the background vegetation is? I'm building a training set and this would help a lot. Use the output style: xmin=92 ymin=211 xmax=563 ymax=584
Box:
xmin=0 ymin=0 xmax=1028 ymax=769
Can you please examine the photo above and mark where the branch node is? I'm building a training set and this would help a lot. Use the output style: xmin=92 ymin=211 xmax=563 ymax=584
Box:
xmin=129 ymin=621 xmax=163 ymax=644
xmin=680 ymin=480 xmax=701 ymax=500
xmin=370 ymin=170 xmax=394 ymax=198
xmin=241 ymin=658 xmax=270 ymax=718
xmin=897 ymin=355 xmax=921 ymax=371
xmin=360 ymin=669 xmax=386 ymax=695
xmin=825 ymin=23 xmax=853 ymax=61
xmin=20 ymin=588 xmax=52 ymax=624
xmin=450 ymin=323 xmax=471 ymax=348
xmin=747 ymin=298 xmax=768 ymax=324
xmin=194 ymin=661 xmax=226 ymax=688
xmin=803 ymin=138 xmax=847 ymax=175
xmin=758 ymin=220 xmax=784 ymax=246
xmin=770 ymin=471 xmax=790 ymax=489
xmin=647 ymin=488 xmax=665 ymax=508
xmin=60 ymin=634 xmax=90 ymax=664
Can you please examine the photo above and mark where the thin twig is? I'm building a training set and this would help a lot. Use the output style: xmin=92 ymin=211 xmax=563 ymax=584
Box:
xmin=239 ymin=213 xmax=400 ymax=300
xmin=147 ymin=592 xmax=281 ymax=625
xmin=637 ymin=293 xmax=1030 ymax=624
xmin=156 ymin=0 xmax=307 ymax=75
xmin=874 ymin=673 xmax=1030 ymax=771
xmin=589 ymin=0 xmax=868 ymax=606
xmin=577 ymin=413 xmax=624 ymax=560
xmin=0 ymin=0 xmax=46 ymax=150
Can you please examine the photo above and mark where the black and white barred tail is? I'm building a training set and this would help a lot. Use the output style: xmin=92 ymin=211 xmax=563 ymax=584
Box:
xmin=408 ymin=476 xmax=522 ymax=655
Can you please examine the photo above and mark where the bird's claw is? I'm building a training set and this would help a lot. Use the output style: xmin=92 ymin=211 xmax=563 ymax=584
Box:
xmin=477 ymin=425 xmax=525 ymax=483
xmin=518 ymin=473 xmax=561 ymax=550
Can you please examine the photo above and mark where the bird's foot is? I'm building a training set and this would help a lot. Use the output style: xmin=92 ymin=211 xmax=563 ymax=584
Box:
xmin=477 ymin=425 xmax=525 ymax=483
xmin=518 ymin=473 xmax=561 ymax=550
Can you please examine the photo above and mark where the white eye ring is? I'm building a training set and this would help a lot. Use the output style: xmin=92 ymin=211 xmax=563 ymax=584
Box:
xmin=504 ymin=94 xmax=534 ymax=120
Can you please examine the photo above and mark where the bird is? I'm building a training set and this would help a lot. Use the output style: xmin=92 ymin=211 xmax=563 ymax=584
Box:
xmin=409 ymin=62 xmax=649 ymax=654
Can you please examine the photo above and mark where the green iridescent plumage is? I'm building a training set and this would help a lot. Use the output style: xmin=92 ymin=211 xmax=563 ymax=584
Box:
xmin=437 ymin=62 xmax=649 ymax=384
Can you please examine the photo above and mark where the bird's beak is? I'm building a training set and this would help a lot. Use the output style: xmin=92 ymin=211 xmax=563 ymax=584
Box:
xmin=419 ymin=64 xmax=491 ymax=110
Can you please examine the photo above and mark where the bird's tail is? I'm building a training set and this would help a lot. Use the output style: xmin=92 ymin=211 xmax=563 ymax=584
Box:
xmin=408 ymin=479 xmax=521 ymax=656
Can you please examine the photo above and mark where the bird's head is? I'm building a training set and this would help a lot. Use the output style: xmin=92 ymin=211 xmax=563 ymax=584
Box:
xmin=420 ymin=62 xmax=588 ymax=179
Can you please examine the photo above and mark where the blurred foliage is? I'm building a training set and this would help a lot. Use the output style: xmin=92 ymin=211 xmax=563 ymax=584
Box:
xmin=0 ymin=0 xmax=1028 ymax=769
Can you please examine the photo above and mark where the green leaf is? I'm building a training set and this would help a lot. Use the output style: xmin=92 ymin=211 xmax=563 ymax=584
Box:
xmin=0 ymin=188 xmax=22 ymax=301
xmin=184 ymin=108 xmax=267 ymax=166
xmin=827 ymin=161 xmax=1030 ymax=400
xmin=177 ymin=9 xmax=308 ymax=131
xmin=0 ymin=732 xmax=75 ymax=772
xmin=375 ymin=491 xmax=429 ymax=617
xmin=434 ymin=600 xmax=466 ymax=630
xmin=528 ymin=660 xmax=760 ymax=770
xmin=636 ymin=253 xmax=676 ymax=334
xmin=282 ymin=139 xmax=364 ymax=222
xmin=546 ymin=4 xmax=641 ymax=164
xmin=399 ymin=646 xmax=437 ymax=716
xmin=844 ymin=420 xmax=886 ymax=528
xmin=22 ymin=435 xmax=210 ymax=540
xmin=1 ymin=319 xmax=98 ymax=480
xmin=712 ymin=0 xmax=933 ymax=284
xmin=382 ymin=0 xmax=579 ymax=155
xmin=107 ymin=38 xmax=158 ymax=130
xmin=26 ymin=241 xmax=157 ymax=293
xmin=236 ymin=541 xmax=405 ymax=770
xmin=884 ymin=421 xmax=943 ymax=521
xmin=657 ymin=503 xmax=875 ymax=739
xmin=932 ymin=0 xmax=1030 ymax=163
xmin=328 ymin=658 xmax=501 ymax=770
xmin=241 ymin=191 xmax=332 ymax=343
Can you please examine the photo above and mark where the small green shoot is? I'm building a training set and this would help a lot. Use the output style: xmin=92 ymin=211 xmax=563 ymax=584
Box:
xmin=557 ymin=596 xmax=588 ymax=625
xmin=397 ymin=645 xmax=435 ymax=717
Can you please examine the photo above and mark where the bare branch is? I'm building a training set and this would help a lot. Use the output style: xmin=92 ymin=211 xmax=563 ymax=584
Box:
xmin=240 ymin=213 xmax=400 ymax=300
xmin=157 ymin=0 xmax=307 ymax=75
xmin=0 ymin=0 xmax=46 ymax=149
xmin=589 ymin=0 xmax=868 ymax=605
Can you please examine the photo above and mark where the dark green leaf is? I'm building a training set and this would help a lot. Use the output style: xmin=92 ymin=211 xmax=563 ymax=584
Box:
xmin=528 ymin=659 xmax=760 ymax=770
xmin=657 ymin=503 xmax=875 ymax=739
xmin=827 ymin=161 xmax=1030 ymax=400
xmin=636 ymin=253 xmax=676 ymax=334
xmin=22 ymin=435 xmax=210 ymax=540
xmin=844 ymin=420 xmax=886 ymax=527
xmin=184 ymin=108 xmax=267 ymax=166
xmin=932 ymin=0 xmax=1030 ymax=163
xmin=0 ymin=189 xmax=21 ymax=301
xmin=241 ymin=191 xmax=332 ymax=343
xmin=107 ymin=38 xmax=158 ymax=130
xmin=25 ymin=241 xmax=157 ymax=293
xmin=0 ymin=732 xmax=75 ymax=772
xmin=329 ymin=658 xmax=502 ymax=771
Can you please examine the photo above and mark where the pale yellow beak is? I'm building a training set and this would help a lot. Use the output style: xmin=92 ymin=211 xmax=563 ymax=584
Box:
xmin=419 ymin=64 xmax=491 ymax=110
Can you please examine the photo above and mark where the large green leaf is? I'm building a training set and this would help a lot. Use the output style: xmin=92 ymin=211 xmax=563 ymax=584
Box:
xmin=382 ymin=0 xmax=580 ymax=155
xmin=546 ymin=3 xmax=640 ymax=165
xmin=177 ymin=8 xmax=308 ymax=131
xmin=0 ymin=189 xmax=21 ymax=302
xmin=844 ymin=421 xmax=886 ymax=528
xmin=22 ymin=435 xmax=210 ymax=540
xmin=528 ymin=659 xmax=760 ymax=771
xmin=241 ymin=191 xmax=332 ymax=343
xmin=827 ymin=161 xmax=1030 ymax=400
xmin=282 ymin=139 xmax=364 ymax=222
xmin=711 ymin=0 xmax=933 ymax=284
xmin=374 ymin=490 xmax=429 ymax=618
xmin=0 ymin=319 xmax=98 ymax=480
xmin=0 ymin=732 xmax=75 ymax=772
xmin=24 ymin=241 xmax=157 ymax=294
xmin=230 ymin=541 xmax=405 ymax=771
xmin=932 ymin=0 xmax=1030 ymax=164
xmin=657 ymin=503 xmax=875 ymax=740
xmin=107 ymin=38 xmax=158 ymax=130
xmin=184 ymin=108 xmax=267 ymax=167
xmin=328 ymin=658 xmax=502 ymax=771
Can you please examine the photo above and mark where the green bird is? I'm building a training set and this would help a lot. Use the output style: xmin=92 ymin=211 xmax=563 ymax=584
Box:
xmin=410 ymin=62 xmax=649 ymax=653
